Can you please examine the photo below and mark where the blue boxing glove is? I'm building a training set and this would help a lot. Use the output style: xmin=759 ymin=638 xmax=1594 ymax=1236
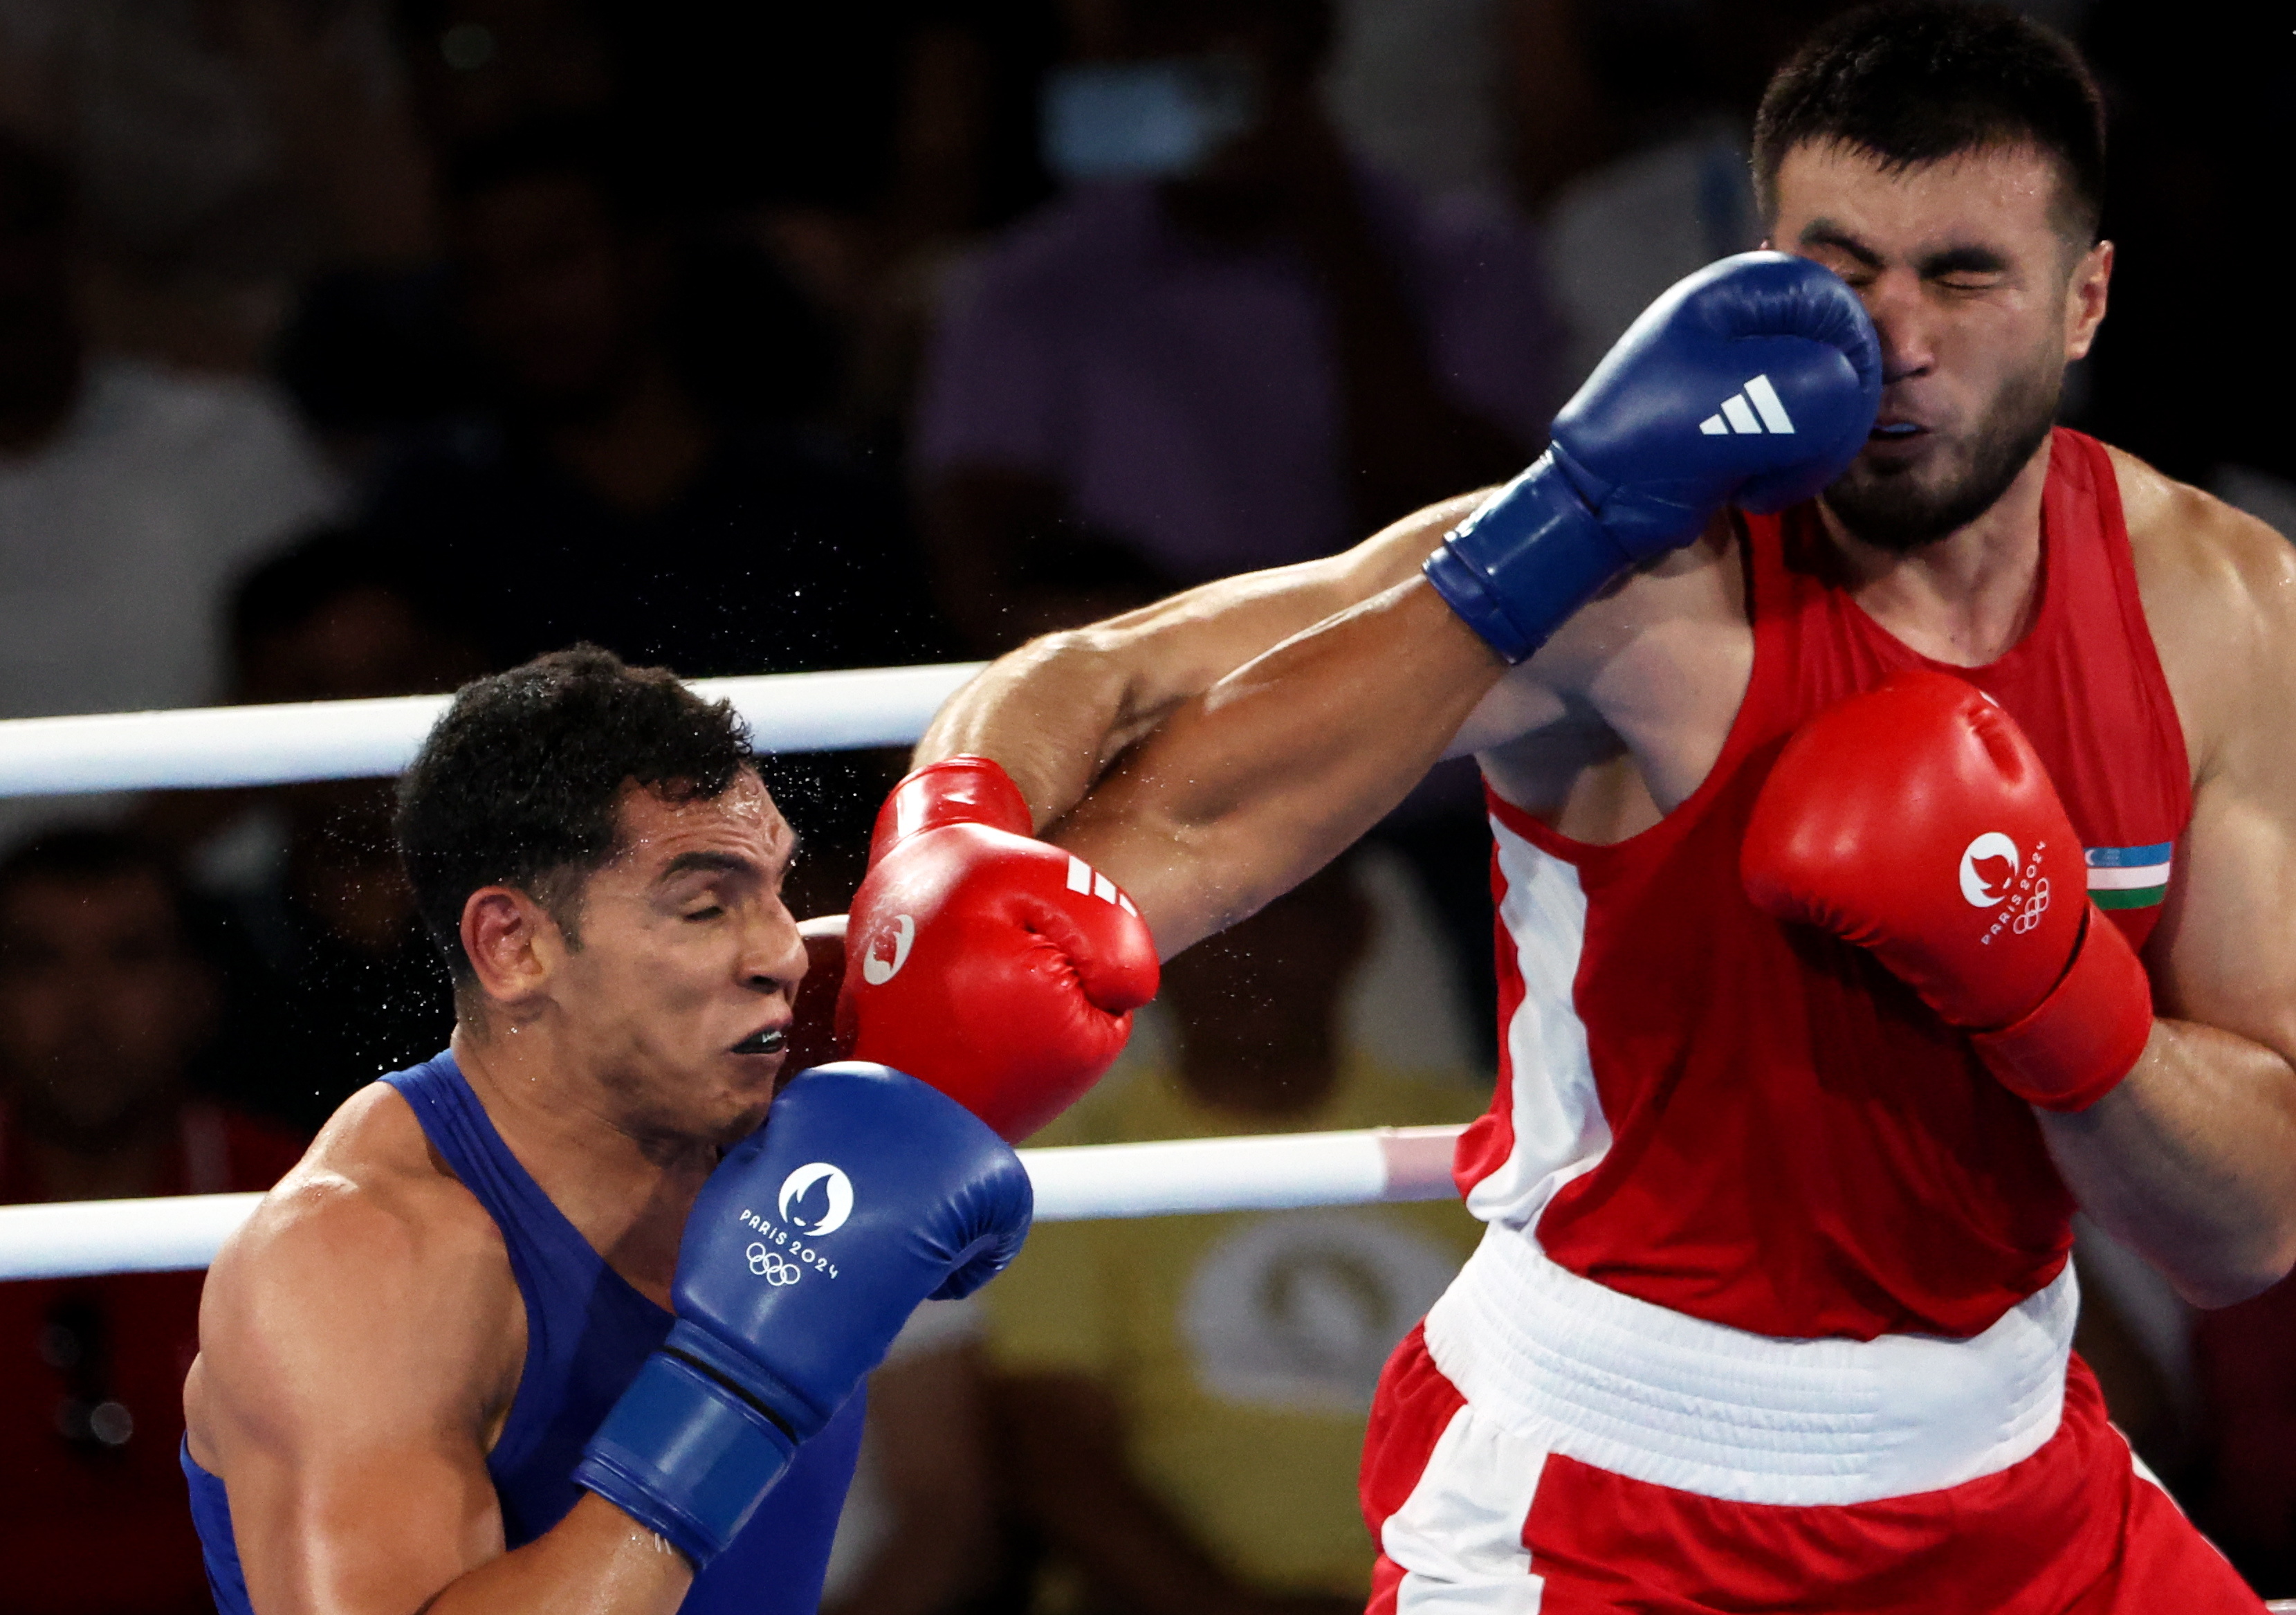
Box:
xmin=1426 ymin=251 xmax=1882 ymax=663
xmin=573 ymin=1063 xmax=1032 ymax=1567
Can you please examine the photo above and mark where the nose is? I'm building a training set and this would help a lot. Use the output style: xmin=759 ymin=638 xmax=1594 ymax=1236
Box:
xmin=742 ymin=897 xmax=810 ymax=998
xmin=1858 ymin=266 xmax=1936 ymax=386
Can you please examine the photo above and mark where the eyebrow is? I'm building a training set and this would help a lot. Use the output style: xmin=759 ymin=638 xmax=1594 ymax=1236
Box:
xmin=1799 ymin=221 xmax=2012 ymax=280
xmin=1914 ymin=245 xmax=2011 ymax=277
xmin=655 ymin=832 xmax=802 ymax=887
xmin=656 ymin=850 xmax=757 ymax=886
xmin=1799 ymin=220 xmax=1882 ymax=268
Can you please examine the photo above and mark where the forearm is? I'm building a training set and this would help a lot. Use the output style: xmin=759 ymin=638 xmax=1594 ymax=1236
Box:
xmin=421 ymin=1497 xmax=692 ymax=1615
xmin=2040 ymin=1016 xmax=2296 ymax=1308
xmin=915 ymin=495 xmax=1484 ymax=828
xmin=1054 ymin=577 xmax=1505 ymax=955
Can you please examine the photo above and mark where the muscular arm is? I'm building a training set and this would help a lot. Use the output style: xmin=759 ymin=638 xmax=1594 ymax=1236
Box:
xmin=189 ymin=1158 xmax=692 ymax=1615
xmin=1054 ymin=578 xmax=1505 ymax=955
xmin=2038 ymin=481 xmax=2296 ymax=1307
xmin=915 ymin=492 xmax=1486 ymax=830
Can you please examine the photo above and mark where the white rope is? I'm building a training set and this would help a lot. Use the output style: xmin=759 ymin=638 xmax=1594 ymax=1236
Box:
xmin=0 ymin=661 xmax=986 ymax=797
xmin=0 ymin=1124 xmax=1467 ymax=1281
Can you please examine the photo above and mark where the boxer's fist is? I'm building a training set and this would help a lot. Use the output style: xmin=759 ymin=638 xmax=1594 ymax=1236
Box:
xmin=1427 ymin=252 xmax=1882 ymax=662
xmin=1741 ymin=670 xmax=2152 ymax=1111
xmin=838 ymin=756 xmax=1160 ymax=1140
xmin=576 ymin=1063 xmax=1031 ymax=1566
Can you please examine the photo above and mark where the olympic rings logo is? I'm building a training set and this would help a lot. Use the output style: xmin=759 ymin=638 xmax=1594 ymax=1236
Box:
xmin=2011 ymin=876 xmax=2051 ymax=935
xmin=746 ymin=1243 xmax=801 ymax=1286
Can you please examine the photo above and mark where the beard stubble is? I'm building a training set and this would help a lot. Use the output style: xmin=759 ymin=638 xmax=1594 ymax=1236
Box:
xmin=1821 ymin=354 xmax=2064 ymax=554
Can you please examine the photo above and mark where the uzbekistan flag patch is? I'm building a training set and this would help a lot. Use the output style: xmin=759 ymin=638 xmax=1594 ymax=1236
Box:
xmin=2086 ymin=842 xmax=2172 ymax=910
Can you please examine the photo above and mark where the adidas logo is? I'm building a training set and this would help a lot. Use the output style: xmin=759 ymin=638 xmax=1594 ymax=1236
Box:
xmin=1699 ymin=374 xmax=1796 ymax=437
xmin=1066 ymin=855 xmax=1139 ymax=916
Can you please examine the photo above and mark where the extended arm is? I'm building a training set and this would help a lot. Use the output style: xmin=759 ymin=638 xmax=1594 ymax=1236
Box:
xmin=1054 ymin=578 xmax=1505 ymax=955
xmin=2037 ymin=502 xmax=2296 ymax=1306
xmin=914 ymin=493 xmax=1479 ymax=828
xmin=918 ymin=255 xmax=1881 ymax=954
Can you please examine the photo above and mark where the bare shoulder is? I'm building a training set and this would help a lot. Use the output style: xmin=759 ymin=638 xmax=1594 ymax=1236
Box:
xmin=191 ymin=1082 xmax=522 ymax=1455
xmin=1461 ymin=522 xmax=1743 ymax=770
xmin=2111 ymin=444 xmax=2296 ymax=778
xmin=2116 ymin=446 xmax=2296 ymax=623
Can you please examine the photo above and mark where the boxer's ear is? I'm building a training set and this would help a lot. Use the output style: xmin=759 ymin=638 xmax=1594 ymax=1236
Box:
xmin=461 ymin=884 xmax=563 ymax=1016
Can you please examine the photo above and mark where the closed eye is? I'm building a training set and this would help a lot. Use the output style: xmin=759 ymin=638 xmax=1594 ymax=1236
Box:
xmin=684 ymin=905 xmax=725 ymax=923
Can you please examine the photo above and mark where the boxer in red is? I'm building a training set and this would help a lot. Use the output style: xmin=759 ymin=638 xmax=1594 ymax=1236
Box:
xmin=856 ymin=2 xmax=2296 ymax=1608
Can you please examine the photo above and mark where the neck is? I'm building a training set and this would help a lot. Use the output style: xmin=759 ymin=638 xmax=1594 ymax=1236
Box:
xmin=450 ymin=1022 xmax=714 ymax=1305
xmin=543 ymin=356 xmax=716 ymax=516
xmin=1821 ymin=437 xmax=2055 ymax=668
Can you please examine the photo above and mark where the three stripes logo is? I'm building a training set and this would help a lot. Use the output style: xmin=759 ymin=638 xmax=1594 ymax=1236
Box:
xmin=1699 ymin=374 xmax=1797 ymax=437
xmin=1065 ymin=855 xmax=1139 ymax=917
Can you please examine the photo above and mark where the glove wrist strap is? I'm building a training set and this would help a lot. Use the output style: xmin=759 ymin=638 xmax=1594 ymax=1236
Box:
xmin=1422 ymin=454 xmax=1632 ymax=665
xmin=574 ymin=1349 xmax=798 ymax=1569
xmin=1971 ymin=904 xmax=2153 ymax=1113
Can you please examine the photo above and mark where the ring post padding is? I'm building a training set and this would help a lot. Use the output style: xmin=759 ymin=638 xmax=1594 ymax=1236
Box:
xmin=0 ymin=661 xmax=988 ymax=797
xmin=0 ymin=1126 xmax=1468 ymax=1281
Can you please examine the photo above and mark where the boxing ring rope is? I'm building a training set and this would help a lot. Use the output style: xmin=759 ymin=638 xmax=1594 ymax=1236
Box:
xmin=0 ymin=1126 xmax=1468 ymax=1281
xmin=0 ymin=662 xmax=986 ymax=795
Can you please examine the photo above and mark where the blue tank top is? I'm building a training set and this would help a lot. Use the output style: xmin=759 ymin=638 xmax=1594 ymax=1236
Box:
xmin=183 ymin=1050 xmax=865 ymax=1613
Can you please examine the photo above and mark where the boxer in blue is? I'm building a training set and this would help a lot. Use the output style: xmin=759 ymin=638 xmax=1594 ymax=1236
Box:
xmin=181 ymin=646 xmax=1036 ymax=1615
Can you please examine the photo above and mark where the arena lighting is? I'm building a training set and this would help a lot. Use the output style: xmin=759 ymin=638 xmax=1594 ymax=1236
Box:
xmin=0 ymin=661 xmax=988 ymax=796
xmin=0 ymin=1126 xmax=1468 ymax=1281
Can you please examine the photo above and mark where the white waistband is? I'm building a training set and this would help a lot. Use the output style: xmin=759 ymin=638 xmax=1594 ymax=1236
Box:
xmin=1421 ymin=1226 xmax=2075 ymax=1506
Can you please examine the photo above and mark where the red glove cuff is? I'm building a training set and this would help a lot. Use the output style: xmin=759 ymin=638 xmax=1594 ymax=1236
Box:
xmin=1969 ymin=904 xmax=2153 ymax=1113
xmin=868 ymin=756 xmax=1033 ymax=864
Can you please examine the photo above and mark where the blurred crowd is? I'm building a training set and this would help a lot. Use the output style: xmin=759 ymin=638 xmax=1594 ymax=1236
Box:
xmin=0 ymin=0 xmax=2286 ymax=1609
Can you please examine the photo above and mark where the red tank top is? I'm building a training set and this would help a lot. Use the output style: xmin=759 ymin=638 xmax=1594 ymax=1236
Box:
xmin=1458 ymin=429 xmax=2192 ymax=1340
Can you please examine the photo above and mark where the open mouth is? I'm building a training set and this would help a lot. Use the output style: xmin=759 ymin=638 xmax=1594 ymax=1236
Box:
xmin=731 ymin=1026 xmax=788 ymax=1057
xmin=1869 ymin=421 xmax=1924 ymax=441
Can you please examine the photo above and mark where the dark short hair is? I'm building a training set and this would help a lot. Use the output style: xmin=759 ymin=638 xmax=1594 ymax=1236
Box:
xmin=395 ymin=646 xmax=758 ymax=982
xmin=1752 ymin=0 xmax=2106 ymax=243
xmin=0 ymin=828 xmax=194 ymax=947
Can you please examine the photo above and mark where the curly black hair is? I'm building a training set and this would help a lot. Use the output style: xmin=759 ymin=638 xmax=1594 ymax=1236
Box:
xmin=396 ymin=645 xmax=757 ymax=981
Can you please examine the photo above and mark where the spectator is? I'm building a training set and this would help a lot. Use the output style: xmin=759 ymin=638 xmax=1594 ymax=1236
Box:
xmin=184 ymin=529 xmax=483 ymax=1130
xmin=982 ymin=857 xmax=1486 ymax=1613
xmin=0 ymin=0 xmax=435 ymax=374
xmin=365 ymin=115 xmax=945 ymax=894
xmin=0 ymin=828 xmax=305 ymax=1614
xmin=915 ymin=0 xmax=1562 ymax=651
xmin=367 ymin=113 xmax=940 ymax=683
xmin=0 ymin=129 xmax=342 ymax=846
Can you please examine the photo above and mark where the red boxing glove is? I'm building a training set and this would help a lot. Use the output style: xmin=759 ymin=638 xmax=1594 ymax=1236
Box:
xmin=1741 ymin=669 xmax=2153 ymax=1112
xmin=781 ymin=915 xmax=852 ymax=1079
xmin=837 ymin=756 xmax=1161 ymax=1140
